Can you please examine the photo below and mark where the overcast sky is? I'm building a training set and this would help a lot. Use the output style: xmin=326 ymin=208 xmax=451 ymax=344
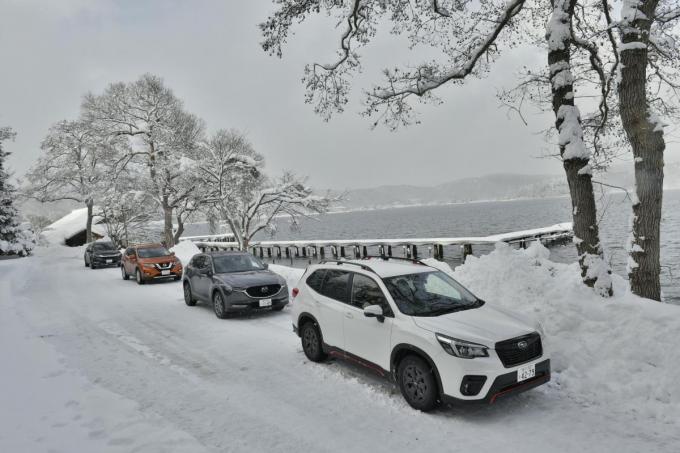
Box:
xmin=1 ymin=0 xmax=678 ymax=190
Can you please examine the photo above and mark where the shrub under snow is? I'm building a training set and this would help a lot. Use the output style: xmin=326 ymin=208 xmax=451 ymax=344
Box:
xmin=426 ymin=242 xmax=679 ymax=425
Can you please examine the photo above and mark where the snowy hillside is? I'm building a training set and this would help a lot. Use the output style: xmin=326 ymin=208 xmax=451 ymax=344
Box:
xmin=1 ymin=244 xmax=678 ymax=452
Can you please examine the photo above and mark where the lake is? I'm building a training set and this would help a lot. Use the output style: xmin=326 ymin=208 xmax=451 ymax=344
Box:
xmin=262 ymin=190 xmax=680 ymax=303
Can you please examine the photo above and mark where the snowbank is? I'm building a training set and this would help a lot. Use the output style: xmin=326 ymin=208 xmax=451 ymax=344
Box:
xmin=41 ymin=208 xmax=106 ymax=245
xmin=426 ymin=242 xmax=680 ymax=425
xmin=269 ymin=264 xmax=304 ymax=298
xmin=170 ymin=240 xmax=201 ymax=265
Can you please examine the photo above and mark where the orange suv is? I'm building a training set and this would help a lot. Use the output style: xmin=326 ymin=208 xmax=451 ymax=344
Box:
xmin=121 ymin=243 xmax=183 ymax=284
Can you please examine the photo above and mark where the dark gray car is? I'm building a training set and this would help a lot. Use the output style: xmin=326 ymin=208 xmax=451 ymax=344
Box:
xmin=84 ymin=242 xmax=122 ymax=269
xmin=182 ymin=251 xmax=289 ymax=318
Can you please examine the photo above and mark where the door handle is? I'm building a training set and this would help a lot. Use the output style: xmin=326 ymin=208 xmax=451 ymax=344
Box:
xmin=345 ymin=312 xmax=353 ymax=319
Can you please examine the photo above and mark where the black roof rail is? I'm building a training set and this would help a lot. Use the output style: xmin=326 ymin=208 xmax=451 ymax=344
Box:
xmin=360 ymin=255 xmax=429 ymax=266
xmin=318 ymin=259 xmax=376 ymax=273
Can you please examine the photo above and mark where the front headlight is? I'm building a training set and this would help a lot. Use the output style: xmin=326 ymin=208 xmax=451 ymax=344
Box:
xmin=436 ymin=334 xmax=489 ymax=359
xmin=143 ymin=263 xmax=156 ymax=269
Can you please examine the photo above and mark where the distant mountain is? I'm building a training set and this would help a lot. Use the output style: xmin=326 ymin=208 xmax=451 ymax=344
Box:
xmin=331 ymin=173 xmax=569 ymax=211
xmin=331 ymin=164 xmax=680 ymax=211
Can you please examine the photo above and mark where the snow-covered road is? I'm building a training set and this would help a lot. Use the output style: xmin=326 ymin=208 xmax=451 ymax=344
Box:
xmin=1 ymin=247 xmax=676 ymax=452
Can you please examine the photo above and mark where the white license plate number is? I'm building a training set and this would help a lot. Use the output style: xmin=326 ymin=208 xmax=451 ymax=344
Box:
xmin=161 ymin=270 xmax=170 ymax=276
xmin=259 ymin=299 xmax=272 ymax=307
xmin=106 ymin=259 xmax=112 ymax=264
xmin=517 ymin=363 xmax=536 ymax=382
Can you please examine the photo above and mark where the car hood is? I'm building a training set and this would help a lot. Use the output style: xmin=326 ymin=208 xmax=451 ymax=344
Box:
xmin=93 ymin=250 xmax=121 ymax=257
xmin=137 ymin=256 xmax=176 ymax=264
xmin=214 ymin=270 xmax=284 ymax=288
xmin=411 ymin=303 xmax=538 ymax=347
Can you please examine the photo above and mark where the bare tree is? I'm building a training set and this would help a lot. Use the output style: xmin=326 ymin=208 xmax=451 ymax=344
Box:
xmin=82 ymin=74 xmax=205 ymax=247
xmin=260 ymin=0 xmax=613 ymax=295
xmin=617 ymin=0 xmax=680 ymax=301
xmin=24 ymin=119 xmax=119 ymax=243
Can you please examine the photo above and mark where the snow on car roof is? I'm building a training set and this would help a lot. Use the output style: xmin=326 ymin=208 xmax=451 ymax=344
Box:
xmin=322 ymin=258 xmax=436 ymax=278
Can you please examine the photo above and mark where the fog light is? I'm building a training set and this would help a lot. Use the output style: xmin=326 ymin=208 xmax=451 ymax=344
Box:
xmin=460 ymin=375 xmax=487 ymax=396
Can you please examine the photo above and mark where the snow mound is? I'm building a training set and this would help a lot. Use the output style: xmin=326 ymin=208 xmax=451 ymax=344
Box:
xmin=170 ymin=240 xmax=201 ymax=265
xmin=269 ymin=264 xmax=304 ymax=298
xmin=428 ymin=241 xmax=680 ymax=426
xmin=41 ymin=208 xmax=106 ymax=245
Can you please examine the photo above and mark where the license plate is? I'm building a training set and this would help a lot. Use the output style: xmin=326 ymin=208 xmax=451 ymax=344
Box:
xmin=106 ymin=259 xmax=112 ymax=264
xmin=161 ymin=270 xmax=170 ymax=276
xmin=259 ymin=299 xmax=272 ymax=307
xmin=517 ymin=363 xmax=536 ymax=382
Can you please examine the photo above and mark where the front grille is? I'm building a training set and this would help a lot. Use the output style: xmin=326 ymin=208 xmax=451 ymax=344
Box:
xmin=155 ymin=262 xmax=173 ymax=270
xmin=245 ymin=284 xmax=282 ymax=298
xmin=495 ymin=333 xmax=542 ymax=368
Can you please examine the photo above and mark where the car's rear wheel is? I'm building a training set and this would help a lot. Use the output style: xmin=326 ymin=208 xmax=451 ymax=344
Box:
xmin=121 ymin=265 xmax=129 ymax=280
xmin=397 ymin=355 xmax=439 ymax=412
xmin=184 ymin=282 xmax=196 ymax=306
xmin=300 ymin=321 xmax=326 ymax=362
xmin=135 ymin=268 xmax=145 ymax=285
xmin=213 ymin=292 xmax=228 ymax=319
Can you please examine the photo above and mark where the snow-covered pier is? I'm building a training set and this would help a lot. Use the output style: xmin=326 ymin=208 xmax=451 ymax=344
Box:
xmin=189 ymin=222 xmax=573 ymax=262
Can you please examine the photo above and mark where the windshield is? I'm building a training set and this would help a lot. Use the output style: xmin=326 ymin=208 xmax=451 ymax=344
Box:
xmin=213 ymin=254 xmax=265 ymax=273
xmin=137 ymin=247 xmax=171 ymax=258
xmin=383 ymin=271 xmax=482 ymax=317
xmin=93 ymin=243 xmax=116 ymax=251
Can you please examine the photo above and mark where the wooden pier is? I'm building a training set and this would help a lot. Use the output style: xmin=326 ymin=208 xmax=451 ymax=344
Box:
xmin=185 ymin=222 xmax=573 ymax=263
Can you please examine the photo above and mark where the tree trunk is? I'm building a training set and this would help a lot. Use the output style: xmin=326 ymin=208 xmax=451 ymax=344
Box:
xmin=162 ymin=199 xmax=175 ymax=248
xmin=546 ymin=0 xmax=612 ymax=296
xmin=86 ymin=199 xmax=94 ymax=243
xmin=173 ymin=214 xmax=184 ymax=245
xmin=618 ymin=1 xmax=664 ymax=301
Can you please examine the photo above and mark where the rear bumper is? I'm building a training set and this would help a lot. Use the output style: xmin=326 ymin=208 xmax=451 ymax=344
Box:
xmin=442 ymin=359 xmax=550 ymax=405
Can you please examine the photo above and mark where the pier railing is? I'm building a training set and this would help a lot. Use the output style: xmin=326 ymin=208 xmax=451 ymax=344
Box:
xmin=188 ymin=222 xmax=573 ymax=263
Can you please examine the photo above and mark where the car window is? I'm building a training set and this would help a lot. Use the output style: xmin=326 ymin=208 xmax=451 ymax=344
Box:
xmin=213 ymin=254 xmax=264 ymax=273
xmin=319 ymin=270 xmax=350 ymax=303
xmin=137 ymin=247 xmax=171 ymax=258
xmin=93 ymin=243 xmax=115 ymax=251
xmin=125 ymin=248 xmax=134 ymax=256
xmin=192 ymin=255 xmax=205 ymax=268
xmin=306 ymin=270 xmax=326 ymax=293
xmin=351 ymin=274 xmax=391 ymax=314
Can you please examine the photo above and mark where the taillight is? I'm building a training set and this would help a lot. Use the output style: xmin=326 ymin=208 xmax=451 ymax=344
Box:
xmin=292 ymin=288 xmax=299 ymax=298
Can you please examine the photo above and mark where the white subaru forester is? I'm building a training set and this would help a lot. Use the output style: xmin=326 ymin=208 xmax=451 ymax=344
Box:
xmin=291 ymin=257 xmax=550 ymax=411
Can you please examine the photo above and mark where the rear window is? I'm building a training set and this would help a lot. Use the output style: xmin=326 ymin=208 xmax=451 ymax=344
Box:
xmin=318 ymin=270 xmax=351 ymax=303
xmin=305 ymin=270 xmax=326 ymax=293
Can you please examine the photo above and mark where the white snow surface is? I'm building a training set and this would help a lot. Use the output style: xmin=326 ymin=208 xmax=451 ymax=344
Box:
xmin=41 ymin=207 xmax=106 ymax=245
xmin=1 ymin=244 xmax=678 ymax=452
xmin=169 ymin=240 xmax=201 ymax=266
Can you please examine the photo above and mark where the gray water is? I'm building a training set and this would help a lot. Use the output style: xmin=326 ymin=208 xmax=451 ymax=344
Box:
xmin=263 ymin=190 xmax=680 ymax=303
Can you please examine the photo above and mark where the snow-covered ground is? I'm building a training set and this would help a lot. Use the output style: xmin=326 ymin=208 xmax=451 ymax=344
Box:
xmin=1 ymin=244 xmax=678 ymax=452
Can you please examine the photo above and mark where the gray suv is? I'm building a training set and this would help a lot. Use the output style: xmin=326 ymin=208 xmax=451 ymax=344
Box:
xmin=182 ymin=251 xmax=289 ymax=318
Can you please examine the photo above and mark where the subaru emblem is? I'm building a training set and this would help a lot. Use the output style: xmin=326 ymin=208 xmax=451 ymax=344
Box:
xmin=517 ymin=340 xmax=528 ymax=350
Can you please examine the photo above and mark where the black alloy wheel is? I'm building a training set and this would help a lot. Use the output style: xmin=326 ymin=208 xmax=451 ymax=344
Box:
xmin=184 ymin=282 xmax=196 ymax=306
xmin=300 ymin=322 xmax=326 ymax=362
xmin=213 ymin=292 xmax=228 ymax=319
xmin=398 ymin=355 xmax=439 ymax=411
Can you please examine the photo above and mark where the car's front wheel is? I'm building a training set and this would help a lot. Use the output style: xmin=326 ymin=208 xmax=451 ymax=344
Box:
xmin=300 ymin=321 xmax=326 ymax=362
xmin=121 ymin=265 xmax=129 ymax=280
xmin=397 ymin=355 xmax=439 ymax=412
xmin=213 ymin=292 xmax=229 ymax=319
xmin=184 ymin=282 xmax=196 ymax=307
xmin=135 ymin=268 xmax=145 ymax=285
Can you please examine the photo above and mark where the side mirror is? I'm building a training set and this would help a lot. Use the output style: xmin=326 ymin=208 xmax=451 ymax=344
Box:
xmin=363 ymin=305 xmax=385 ymax=323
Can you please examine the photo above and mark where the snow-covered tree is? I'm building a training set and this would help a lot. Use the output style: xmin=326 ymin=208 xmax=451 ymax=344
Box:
xmin=224 ymin=171 xmax=332 ymax=250
xmin=82 ymin=74 xmax=205 ymax=247
xmin=618 ymin=1 xmax=680 ymax=301
xmin=24 ymin=119 xmax=119 ymax=243
xmin=258 ymin=0 xmax=621 ymax=295
xmin=0 ymin=127 xmax=36 ymax=256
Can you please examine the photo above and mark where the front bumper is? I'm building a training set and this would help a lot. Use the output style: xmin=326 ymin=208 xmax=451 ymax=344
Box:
xmin=141 ymin=264 xmax=183 ymax=279
xmin=221 ymin=288 xmax=289 ymax=312
xmin=442 ymin=359 xmax=551 ymax=405
xmin=92 ymin=256 xmax=121 ymax=266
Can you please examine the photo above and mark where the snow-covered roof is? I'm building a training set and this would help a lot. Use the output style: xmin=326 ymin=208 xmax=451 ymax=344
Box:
xmin=41 ymin=207 xmax=107 ymax=245
xmin=324 ymin=258 xmax=435 ymax=278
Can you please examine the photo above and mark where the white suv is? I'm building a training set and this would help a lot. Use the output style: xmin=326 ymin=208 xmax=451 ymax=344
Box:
xmin=291 ymin=257 xmax=550 ymax=411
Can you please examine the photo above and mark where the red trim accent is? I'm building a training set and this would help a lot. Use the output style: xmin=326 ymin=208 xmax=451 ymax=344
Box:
xmin=328 ymin=348 xmax=386 ymax=377
xmin=489 ymin=375 xmax=550 ymax=404
xmin=292 ymin=288 xmax=299 ymax=298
